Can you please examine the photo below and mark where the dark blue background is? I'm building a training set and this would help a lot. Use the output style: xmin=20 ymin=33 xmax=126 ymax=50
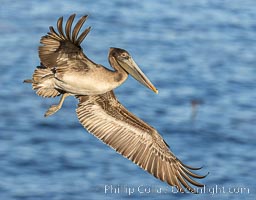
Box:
xmin=0 ymin=0 xmax=255 ymax=199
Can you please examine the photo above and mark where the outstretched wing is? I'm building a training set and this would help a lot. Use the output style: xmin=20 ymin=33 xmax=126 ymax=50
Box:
xmin=76 ymin=91 xmax=207 ymax=193
xmin=39 ymin=14 xmax=94 ymax=76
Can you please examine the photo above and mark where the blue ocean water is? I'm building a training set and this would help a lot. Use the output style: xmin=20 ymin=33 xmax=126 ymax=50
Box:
xmin=0 ymin=0 xmax=256 ymax=199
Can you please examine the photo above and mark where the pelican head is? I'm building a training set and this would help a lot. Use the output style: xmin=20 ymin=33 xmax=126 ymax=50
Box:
xmin=109 ymin=47 xmax=158 ymax=94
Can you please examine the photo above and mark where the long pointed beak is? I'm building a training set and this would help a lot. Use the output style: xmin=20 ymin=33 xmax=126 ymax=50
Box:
xmin=117 ymin=57 xmax=158 ymax=94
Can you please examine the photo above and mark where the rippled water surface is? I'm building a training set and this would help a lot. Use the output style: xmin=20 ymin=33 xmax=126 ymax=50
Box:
xmin=1 ymin=0 xmax=256 ymax=199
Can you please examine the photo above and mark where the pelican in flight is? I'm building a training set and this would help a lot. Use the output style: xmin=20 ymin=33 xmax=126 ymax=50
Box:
xmin=24 ymin=14 xmax=207 ymax=193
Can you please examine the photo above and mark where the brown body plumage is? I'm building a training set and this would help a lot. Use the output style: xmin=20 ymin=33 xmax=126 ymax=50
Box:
xmin=25 ymin=14 xmax=207 ymax=193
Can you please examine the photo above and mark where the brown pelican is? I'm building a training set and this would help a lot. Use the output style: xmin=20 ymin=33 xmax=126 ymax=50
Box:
xmin=24 ymin=14 xmax=207 ymax=193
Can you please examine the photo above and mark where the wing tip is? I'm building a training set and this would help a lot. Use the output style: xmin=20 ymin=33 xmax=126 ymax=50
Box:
xmin=39 ymin=14 xmax=91 ymax=68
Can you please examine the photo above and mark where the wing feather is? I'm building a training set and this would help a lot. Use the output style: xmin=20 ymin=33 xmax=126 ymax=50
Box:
xmin=38 ymin=14 xmax=92 ymax=74
xmin=76 ymin=27 xmax=91 ymax=46
xmin=76 ymin=91 xmax=206 ymax=193
xmin=72 ymin=15 xmax=88 ymax=43
xmin=65 ymin=14 xmax=75 ymax=41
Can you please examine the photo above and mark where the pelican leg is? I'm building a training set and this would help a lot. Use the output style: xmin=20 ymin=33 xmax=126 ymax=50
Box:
xmin=44 ymin=93 xmax=71 ymax=117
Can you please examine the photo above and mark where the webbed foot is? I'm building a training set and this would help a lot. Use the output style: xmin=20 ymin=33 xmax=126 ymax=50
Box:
xmin=44 ymin=104 xmax=61 ymax=117
xmin=44 ymin=93 xmax=71 ymax=117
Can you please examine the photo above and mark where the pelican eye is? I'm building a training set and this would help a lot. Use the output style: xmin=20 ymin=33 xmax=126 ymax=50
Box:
xmin=120 ymin=52 xmax=129 ymax=59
